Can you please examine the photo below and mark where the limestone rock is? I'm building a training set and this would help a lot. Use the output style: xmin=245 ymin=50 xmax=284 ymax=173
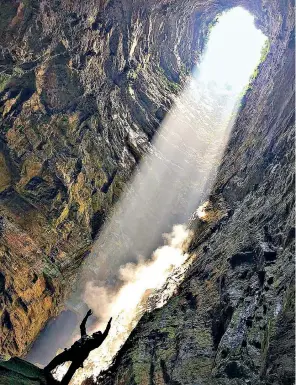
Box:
xmin=94 ymin=1 xmax=295 ymax=384
xmin=0 ymin=3 xmax=294 ymax=385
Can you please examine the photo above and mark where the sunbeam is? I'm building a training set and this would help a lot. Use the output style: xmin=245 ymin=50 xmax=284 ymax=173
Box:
xmin=29 ymin=7 xmax=268 ymax=384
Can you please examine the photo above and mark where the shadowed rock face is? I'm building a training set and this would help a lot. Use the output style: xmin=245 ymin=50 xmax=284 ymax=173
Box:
xmin=0 ymin=357 xmax=49 ymax=385
xmin=93 ymin=1 xmax=294 ymax=385
xmin=0 ymin=2 xmax=294 ymax=384
xmin=0 ymin=0 xmax=208 ymax=356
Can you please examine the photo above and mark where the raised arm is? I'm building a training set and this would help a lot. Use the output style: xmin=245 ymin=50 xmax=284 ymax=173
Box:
xmin=80 ymin=309 xmax=92 ymax=337
xmin=102 ymin=317 xmax=112 ymax=340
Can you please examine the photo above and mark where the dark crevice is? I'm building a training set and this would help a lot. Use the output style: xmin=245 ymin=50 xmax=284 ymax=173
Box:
xmin=126 ymin=139 xmax=142 ymax=164
xmin=90 ymin=210 xmax=106 ymax=239
xmin=160 ymin=360 xmax=182 ymax=385
xmin=3 ymin=310 xmax=13 ymax=330
xmin=0 ymin=272 xmax=5 ymax=293
xmin=101 ymin=169 xmax=117 ymax=194
xmin=229 ymin=250 xmax=255 ymax=268
xmin=211 ymin=304 xmax=234 ymax=349
xmin=185 ymin=292 xmax=197 ymax=310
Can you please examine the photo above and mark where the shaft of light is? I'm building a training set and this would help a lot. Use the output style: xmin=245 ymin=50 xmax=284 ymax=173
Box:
xmin=52 ymin=7 xmax=267 ymax=384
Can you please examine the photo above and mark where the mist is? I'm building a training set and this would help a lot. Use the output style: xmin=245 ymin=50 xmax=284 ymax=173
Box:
xmin=27 ymin=7 xmax=267 ymax=383
xmin=54 ymin=225 xmax=193 ymax=382
xmin=79 ymin=78 xmax=236 ymax=289
xmin=78 ymin=7 xmax=267 ymax=291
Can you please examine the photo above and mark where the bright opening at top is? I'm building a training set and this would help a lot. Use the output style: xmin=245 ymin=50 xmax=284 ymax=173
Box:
xmin=198 ymin=7 xmax=268 ymax=93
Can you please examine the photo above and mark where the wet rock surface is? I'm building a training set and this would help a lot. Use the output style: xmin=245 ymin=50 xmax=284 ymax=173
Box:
xmin=94 ymin=1 xmax=295 ymax=385
xmin=0 ymin=1 xmax=294 ymax=384
xmin=0 ymin=357 xmax=55 ymax=385
xmin=0 ymin=0 xmax=204 ymax=356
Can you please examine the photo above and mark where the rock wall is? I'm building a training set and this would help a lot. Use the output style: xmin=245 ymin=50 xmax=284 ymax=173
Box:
xmin=0 ymin=0 xmax=218 ymax=357
xmin=0 ymin=357 xmax=48 ymax=385
xmin=94 ymin=1 xmax=295 ymax=385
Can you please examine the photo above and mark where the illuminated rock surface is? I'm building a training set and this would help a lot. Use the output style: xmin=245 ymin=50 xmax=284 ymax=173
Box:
xmin=0 ymin=0 xmax=294 ymax=384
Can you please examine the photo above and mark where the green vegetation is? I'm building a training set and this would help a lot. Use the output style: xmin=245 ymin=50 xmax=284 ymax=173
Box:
xmin=204 ymin=11 xmax=271 ymax=109
xmin=208 ymin=14 xmax=220 ymax=33
xmin=203 ymin=12 xmax=222 ymax=47
xmin=180 ymin=63 xmax=191 ymax=78
xmin=0 ymin=73 xmax=11 ymax=92
xmin=167 ymin=80 xmax=181 ymax=93
xmin=178 ymin=357 xmax=212 ymax=380
xmin=260 ymin=39 xmax=271 ymax=64
xmin=12 ymin=66 xmax=24 ymax=77
xmin=261 ymin=317 xmax=276 ymax=362
xmin=157 ymin=65 xmax=181 ymax=94
xmin=127 ymin=63 xmax=144 ymax=81
xmin=239 ymin=38 xmax=270 ymax=105
xmin=0 ymin=65 xmax=27 ymax=93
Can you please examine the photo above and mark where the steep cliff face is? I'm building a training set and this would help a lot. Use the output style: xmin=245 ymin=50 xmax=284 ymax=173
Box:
xmin=0 ymin=0 xmax=209 ymax=356
xmin=94 ymin=1 xmax=295 ymax=385
xmin=0 ymin=4 xmax=294 ymax=385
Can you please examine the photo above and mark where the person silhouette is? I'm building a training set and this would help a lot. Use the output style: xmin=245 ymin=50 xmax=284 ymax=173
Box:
xmin=44 ymin=310 xmax=112 ymax=384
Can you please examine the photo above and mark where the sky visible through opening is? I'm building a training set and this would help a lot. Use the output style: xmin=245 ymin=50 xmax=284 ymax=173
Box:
xmin=199 ymin=7 xmax=267 ymax=92
xmin=67 ymin=9 xmax=267 ymax=382
xmin=29 ymin=7 xmax=268 ymax=384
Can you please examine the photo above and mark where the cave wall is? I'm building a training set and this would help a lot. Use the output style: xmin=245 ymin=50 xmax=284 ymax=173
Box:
xmin=94 ymin=1 xmax=295 ymax=385
xmin=0 ymin=5 xmax=294 ymax=385
xmin=0 ymin=0 xmax=219 ymax=357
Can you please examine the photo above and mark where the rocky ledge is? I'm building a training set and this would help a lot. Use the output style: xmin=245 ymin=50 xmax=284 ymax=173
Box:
xmin=0 ymin=358 xmax=50 ymax=385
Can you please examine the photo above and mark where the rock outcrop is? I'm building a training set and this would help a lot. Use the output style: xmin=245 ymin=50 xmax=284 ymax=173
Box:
xmin=0 ymin=3 xmax=294 ymax=385
xmin=0 ymin=357 xmax=50 ymax=385
xmin=0 ymin=0 xmax=204 ymax=356
xmin=93 ymin=1 xmax=295 ymax=385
